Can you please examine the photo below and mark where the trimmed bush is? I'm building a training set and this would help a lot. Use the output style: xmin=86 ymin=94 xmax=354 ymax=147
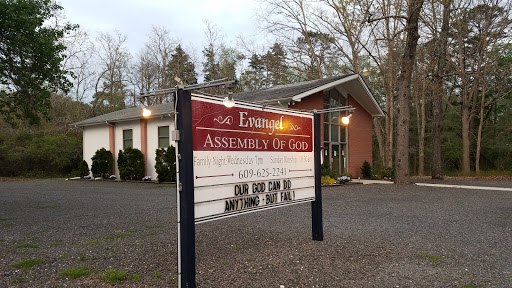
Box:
xmin=79 ymin=160 xmax=90 ymax=177
xmin=117 ymin=148 xmax=145 ymax=180
xmin=91 ymin=148 xmax=113 ymax=178
xmin=321 ymin=162 xmax=338 ymax=179
xmin=155 ymin=146 xmax=176 ymax=182
xmin=361 ymin=160 xmax=372 ymax=179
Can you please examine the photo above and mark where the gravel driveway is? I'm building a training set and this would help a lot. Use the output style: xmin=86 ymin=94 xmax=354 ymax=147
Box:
xmin=1 ymin=179 xmax=511 ymax=287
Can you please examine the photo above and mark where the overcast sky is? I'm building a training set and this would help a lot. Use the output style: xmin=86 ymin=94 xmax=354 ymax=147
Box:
xmin=58 ymin=0 xmax=262 ymax=55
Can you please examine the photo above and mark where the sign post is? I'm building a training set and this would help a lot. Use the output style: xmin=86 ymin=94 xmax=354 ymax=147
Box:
xmin=175 ymin=92 xmax=322 ymax=287
xmin=176 ymin=89 xmax=196 ymax=288
xmin=312 ymin=112 xmax=323 ymax=241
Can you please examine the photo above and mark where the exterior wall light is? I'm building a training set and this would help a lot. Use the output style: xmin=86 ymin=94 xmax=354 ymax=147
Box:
xmin=223 ymin=92 xmax=235 ymax=108
xmin=341 ymin=113 xmax=352 ymax=125
xmin=142 ymin=107 xmax=152 ymax=117
xmin=139 ymin=101 xmax=152 ymax=117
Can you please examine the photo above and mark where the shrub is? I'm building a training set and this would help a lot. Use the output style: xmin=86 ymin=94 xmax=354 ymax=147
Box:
xmin=321 ymin=175 xmax=336 ymax=185
xmin=117 ymin=148 xmax=145 ymax=180
xmin=91 ymin=148 xmax=113 ymax=178
xmin=321 ymin=162 xmax=337 ymax=179
xmin=79 ymin=160 xmax=90 ymax=177
xmin=155 ymin=146 xmax=176 ymax=182
xmin=361 ymin=160 xmax=372 ymax=179
xmin=380 ymin=166 xmax=395 ymax=180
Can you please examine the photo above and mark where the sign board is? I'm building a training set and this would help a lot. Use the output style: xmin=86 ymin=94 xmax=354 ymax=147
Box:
xmin=191 ymin=95 xmax=315 ymax=223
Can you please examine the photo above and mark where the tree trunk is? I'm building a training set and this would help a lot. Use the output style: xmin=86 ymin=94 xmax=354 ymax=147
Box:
xmin=461 ymin=107 xmax=471 ymax=173
xmin=395 ymin=0 xmax=424 ymax=184
xmin=415 ymin=76 xmax=426 ymax=176
xmin=374 ymin=117 xmax=385 ymax=166
xmin=475 ymin=68 xmax=487 ymax=172
xmin=432 ymin=0 xmax=451 ymax=179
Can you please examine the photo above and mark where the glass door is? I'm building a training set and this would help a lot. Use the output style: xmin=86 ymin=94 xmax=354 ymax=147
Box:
xmin=332 ymin=144 xmax=340 ymax=175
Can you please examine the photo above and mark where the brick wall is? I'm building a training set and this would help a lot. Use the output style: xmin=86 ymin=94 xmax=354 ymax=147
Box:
xmin=289 ymin=92 xmax=325 ymax=143
xmin=288 ymin=91 xmax=373 ymax=178
xmin=347 ymin=94 xmax=373 ymax=178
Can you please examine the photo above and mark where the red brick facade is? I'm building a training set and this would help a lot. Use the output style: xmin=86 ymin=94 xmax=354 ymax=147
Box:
xmin=288 ymin=91 xmax=373 ymax=178
xmin=289 ymin=91 xmax=325 ymax=145
xmin=347 ymin=94 xmax=373 ymax=178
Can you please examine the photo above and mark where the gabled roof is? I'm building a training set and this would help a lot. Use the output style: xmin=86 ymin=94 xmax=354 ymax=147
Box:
xmin=73 ymin=74 xmax=383 ymax=127
xmin=234 ymin=74 xmax=384 ymax=117
xmin=73 ymin=103 xmax=174 ymax=127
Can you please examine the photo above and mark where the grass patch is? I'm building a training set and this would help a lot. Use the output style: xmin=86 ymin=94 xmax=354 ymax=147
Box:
xmin=16 ymin=243 xmax=38 ymax=249
xmin=0 ymin=238 xmax=5 ymax=242
xmin=130 ymin=273 xmax=142 ymax=282
xmin=145 ymin=225 xmax=164 ymax=229
xmin=99 ymin=270 xmax=127 ymax=283
xmin=61 ymin=254 xmax=70 ymax=259
xmin=104 ymin=233 xmax=130 ymax=240
xmin=151 ymin=270 xmax=161 ymax=282
xmin=420 ymin=254 xmax=444 ymax=262
xmin=148 ymin=184 xmax=176 ymax=189
xmin=50 ymin=242 xmax=61 ymax=247
xmin=32 ymin=204 xmax=60 ymax=209
xmin=11 ymin=258 xmax=44 ymax=269
xmin=79 ymin=254 xmax=87 ymax=261
xmin=233 ymin=245 xmax=242 ymax=251
xmin=59 ymin=266 xmax=93 ymax=279
xmin=0 ymin=217 xmax=15 ymax=221
xmin=463 ymin=284 xmax=482 ymax=288
xmin=146 ymin=232 xmax=158 ymax=237
xmin=81 ymin=240 xmax=98 ymax=245
xmin=3 ymin=223 xmax=15 ymax=228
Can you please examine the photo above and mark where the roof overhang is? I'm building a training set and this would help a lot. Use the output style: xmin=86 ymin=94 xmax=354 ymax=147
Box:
xmin=290 ymin=74 xmax=384 ymax=117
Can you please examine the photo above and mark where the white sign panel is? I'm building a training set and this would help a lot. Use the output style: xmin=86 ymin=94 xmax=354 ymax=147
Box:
xmin=192 ymin=96 xmax=315 ymax=223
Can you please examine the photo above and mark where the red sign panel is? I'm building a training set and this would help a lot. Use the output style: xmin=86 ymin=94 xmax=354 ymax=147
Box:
xmin=192 ymin=99 xmax=313 ymax=152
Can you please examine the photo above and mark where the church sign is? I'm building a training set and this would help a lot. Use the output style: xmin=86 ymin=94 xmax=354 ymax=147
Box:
xmin=191 ymin=95 xmax=316 ymax=223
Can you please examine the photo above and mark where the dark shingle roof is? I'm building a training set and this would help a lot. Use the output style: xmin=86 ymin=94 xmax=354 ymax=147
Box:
xmin=234 ymin=75 xmax=351 ymax=102
xmin=72 ymin=103 xmax=174 ymax=127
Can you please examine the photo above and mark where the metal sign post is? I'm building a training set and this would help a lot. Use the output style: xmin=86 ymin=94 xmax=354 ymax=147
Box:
xmin=312 ymin=112 xmax=323 ymax=241
xmin=176 ymin=89 xmax=196 ymax=288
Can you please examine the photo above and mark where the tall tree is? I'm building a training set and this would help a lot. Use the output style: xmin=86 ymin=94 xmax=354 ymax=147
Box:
xmin=92 ymin=30 xmax=131 ymax=115
xmin=394 ymin=0 xmax=424 ymax=184
xmin=0 ymin=0 xmax=76 ymax=125
xmin=431 ymin=0 xmax=451 ymax=179
xmin=167 ymin=44 xmax=197 ymax=86
xmin=452 ymin=0 xmax=512 ymax=173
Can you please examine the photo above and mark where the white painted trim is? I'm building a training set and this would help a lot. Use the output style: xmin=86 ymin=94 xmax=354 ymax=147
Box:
xmin=291 ymin=74 xmax=360 ymax=103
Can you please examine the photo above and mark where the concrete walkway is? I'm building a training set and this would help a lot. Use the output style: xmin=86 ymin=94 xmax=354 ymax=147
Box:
xmin=350 ymin=179 xmax=394 ymax=185
xmin=416 ymin=182 xmax=512 ymax=191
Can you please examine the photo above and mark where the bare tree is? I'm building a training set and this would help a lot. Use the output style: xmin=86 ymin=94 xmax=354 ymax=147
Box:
xmin=93 ymin=30 xmax=131 ymax=114
xmin=62 ymin=28 xmax=95 ymax=102
xmin=394 ymin=0 xmax=425 ymax=184
xmin=431 ymin=0 xmax=451 ymax=179
xmin=452 ymin=0 xmax=512 ymax=173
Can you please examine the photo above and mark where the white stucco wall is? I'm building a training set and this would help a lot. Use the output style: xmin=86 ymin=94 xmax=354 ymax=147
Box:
xmin=81 ymin=116 xmax=176 ymax=180
xmin=147 ymin=117 xmax=174 ymax=180
xmin=83 ymin=125 xmax=110 ymax=176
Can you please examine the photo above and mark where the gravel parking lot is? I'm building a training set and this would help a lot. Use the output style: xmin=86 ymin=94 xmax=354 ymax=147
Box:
xmin=0 ymin=179 xmax=511 ymax=287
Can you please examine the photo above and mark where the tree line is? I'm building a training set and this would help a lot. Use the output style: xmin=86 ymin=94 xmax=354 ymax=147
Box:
xmin=0 ymin=0 xmax=511 ymax=180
